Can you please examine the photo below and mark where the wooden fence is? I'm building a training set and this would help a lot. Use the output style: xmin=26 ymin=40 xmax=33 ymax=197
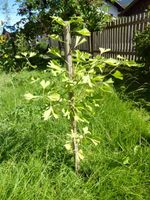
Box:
xmin=49 ymin=12 xmax=150 ymax=60
xmin=79 ymin=12 xmax=150 ymax=60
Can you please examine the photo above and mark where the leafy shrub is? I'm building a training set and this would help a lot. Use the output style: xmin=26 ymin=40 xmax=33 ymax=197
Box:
xmin=0 ymin=35 xmax=17 ymax=72
xmin=134 ymin=26 xmax=150 ymax=68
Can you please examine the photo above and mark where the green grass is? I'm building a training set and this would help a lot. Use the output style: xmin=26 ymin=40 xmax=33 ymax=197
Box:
xmin=0 ymin=71 xmax=150 ymax=200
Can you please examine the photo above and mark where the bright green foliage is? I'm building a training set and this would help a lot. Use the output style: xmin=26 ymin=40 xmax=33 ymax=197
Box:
xmin=134 ymin=25 xmax=150 ymax=67
xmin=15 ymin=51 xmax=37 ymax=69
xmin=15 ymin=33 xmax=30 ymax=53
xmin=0 ymin=35 xmax=16 ymax=72
xmin=16 ymin=0 xmax=111 ymax=37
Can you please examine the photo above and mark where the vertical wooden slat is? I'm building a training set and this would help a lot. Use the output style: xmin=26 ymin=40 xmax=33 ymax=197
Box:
xmin=124 ymin=17 xmax=127 ymax=59
xmin=109 ymin=21 xmax=112 ymax=58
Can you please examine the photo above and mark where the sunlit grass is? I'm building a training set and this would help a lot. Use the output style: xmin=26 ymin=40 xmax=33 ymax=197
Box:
xmin=0 ymin=71 xmax=149 ymax=199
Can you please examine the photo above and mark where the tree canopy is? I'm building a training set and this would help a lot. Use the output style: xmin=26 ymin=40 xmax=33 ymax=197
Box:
xmin=16 ymin=0 xmax=111 ymax=37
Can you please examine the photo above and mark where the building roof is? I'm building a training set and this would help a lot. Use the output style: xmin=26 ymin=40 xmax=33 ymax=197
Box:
xmin=107 ymin=0 xmax=134 ymax=9
xmin=106 ymin=0 xmax=124 ymax=11
xmin=119 ymin=0 xmax=134 ymax=8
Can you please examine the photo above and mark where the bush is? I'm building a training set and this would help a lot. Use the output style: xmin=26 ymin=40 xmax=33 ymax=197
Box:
xmin=134 ymin=26 xmax=150 ymax=68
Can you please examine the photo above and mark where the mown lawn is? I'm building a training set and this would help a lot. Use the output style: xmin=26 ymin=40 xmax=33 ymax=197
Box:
xmin=0 ymin=71 xmax=150 ymax=200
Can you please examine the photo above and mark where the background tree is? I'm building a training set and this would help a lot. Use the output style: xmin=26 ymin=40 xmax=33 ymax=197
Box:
xmin=16 ymin=0 xmax=111 ymax=49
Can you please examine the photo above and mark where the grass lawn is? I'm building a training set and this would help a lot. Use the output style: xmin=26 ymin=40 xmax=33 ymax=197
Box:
xmin=0 ymin=71 xmax=150 ymax=200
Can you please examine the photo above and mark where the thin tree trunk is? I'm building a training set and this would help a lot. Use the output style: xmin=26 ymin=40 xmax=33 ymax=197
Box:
xmin=63 ymin=22 xmax=80 ymax=174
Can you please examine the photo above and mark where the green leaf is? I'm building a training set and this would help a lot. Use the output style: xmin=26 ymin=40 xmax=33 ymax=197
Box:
xmin=76 ymin=28 xmax=90 ymax=36
xmin=82 ymin=75 xmax=93 ymax=87
xmin=51 ymin=16 xmax=66 ymax=26
xmin=83 ymin=127 xmax=91 ymax=135
xmin=30 ymin=77 xmax=40 ymax=84
xmin=64 ymin=143 xmax=72 ymax=151
xmin=78 ymin=150 xmax=84 ymax=160
xmin=15 ymin=55 xmax=22 ymax=59
xmin=21 ymin=52 xmax=28 ymax=57
xmin=99 ymin=48 xmax=111 ymax=55
xmin=92 ymin=75 xmax=104 ymax=82
xmin=105 ymin=78 xmax=114 ymax=84
xmin=104 ymin=58 xmax=120 ymax=66
xmin=49 ymin=34 xmax=63 ymax=42
xmin=43 ymin=107 xmax=52 ymax=121
xmin=70 ymin=16 xmax=83 ymax=24
xmin=43 ymin=106 xmax=58 ymax=120
xmin=74 ymin=36 xmax=86 ymax=48
xmin=74 ymin=114 xmax=85 ymax=122
xmin=24 ymin=93 xmax=39 ymax=100
xmin=48 ymin=48 xmax=62 ymax=58
xmin=62 ymin=109 xmax=70 ymax=119
xmin=101 ymin=79 xmax=114 ymax=92
xmin=48 ymin=60 xmax=63 ymax=74
xmin=29 ymin=52 xmax=36 ymax=58
xmin=123 ymin=60 xmax=142 ymax=67
xmin=89 ymin=138 xmax=100 ymax=146
xmin=112 ymin=70 xmax=123 ymax=80
xmin=48 ymin=93 xmax=60 ymax=101
xmin=117 ymin=55 xmax=126 ymax=60
xmin=40 ymin=80 xmax=50 ymax=89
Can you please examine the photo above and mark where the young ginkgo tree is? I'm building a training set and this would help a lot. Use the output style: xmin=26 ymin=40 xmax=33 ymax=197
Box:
xmin=24 ymin=17 xmax=139 ymax=174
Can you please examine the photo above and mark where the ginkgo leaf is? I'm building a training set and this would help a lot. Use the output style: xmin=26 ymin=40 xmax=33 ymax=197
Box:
xmin=43 ymin=107 xmax=52 ymax=121
xmin=21 ymin=52 xmax=28 ymax=57
xmin=48 ymin=48 xmax=62 ymax=58
xmin=52 ymin=112 xmax=59 ymax=119
xmin=89 ymin=138 xmax=100 ymax=146
xmin=48 ymin=93 xmax=60 ymax=101
xmin=99 ymin=48 xmax=111 ymax=55
xmin=75 ymin=115 xmax=84 ymax=122
xmin=24 ymin=93 xmax=38 ymax=100
xmin=74 ymin=36 xmax=86 ymax=48
xmin=112 ymin=70 xmax=123 ymax=80
xmin=83 ymin=126 xmax=91 ymax=135
xmin=15 ymin=55 xmax=22 ymax=59
xmin=51 ymin=16 xmax=66 ymax=26
xmin=40 ymin=80 xmax=50 ymax=89
xmin=105 ymin=78 xmax=114 ymax=84
xmin=64 ymin=143 xmax=72 ymax=151
xmin=48 ymin=60 xmax=63 ymax=73
xmin=49 ymin=34 xmax=63 ymax=42
xmin=104 ymin=58 xmax=120 ymax=66
xmin=62 ymin=109 xmax=70 ymax=119
xmin=82 ymin=75 xmax=93 ymax=87
xmin=49 ymin=106 xmax=59 ymax=119
xmin=76 ymin=28 xmax=90 ymax=36
xmin=70 ymin=16 xmax=83 ymax=24
xmin=29 ymin=52 xmax=36 ymax=58
xmin=30 ymin=77 xmax=40 ymax=84
xmin=78 ymin=150 xmax=84 ymax=160
xmin=117 ymin=55 xmax=125 ymax=60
